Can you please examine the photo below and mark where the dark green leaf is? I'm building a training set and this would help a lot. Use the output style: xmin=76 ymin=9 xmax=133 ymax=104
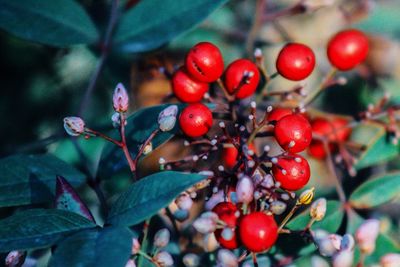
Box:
xmin=56 ymin=175 xmax=95 ymax=222
xmin=113 ymin=0 xmax=227 ymax=52
xmin=349 ymin=172 xmax=400 ymax=209
xmin=0 ymin=0 xmax=99 ymax=46
xmin=107 ymin=171 xmax=206 ymax=226
xmin=351 ymin=122 xmax=399 ymax=170
xmin=0 ymin=154 xmax=86 ymax=207
xmin=49 ymin=226 xmax=134 ymax=267
xmin=0 ymin=209 xmax=96 ymax=252
xmin=287 ymin=201 xmax=344 ymax=233
xmin=99 ymin=104 xmax=182 ymax=178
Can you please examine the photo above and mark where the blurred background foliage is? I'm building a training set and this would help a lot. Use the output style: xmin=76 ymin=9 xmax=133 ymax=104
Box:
xmin=1 ymin=0 xmax=400 ymax=266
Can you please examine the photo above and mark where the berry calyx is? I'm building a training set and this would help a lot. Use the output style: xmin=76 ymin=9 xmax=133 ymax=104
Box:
xmin=308 ymin=117 xmax=351 ymax=159
xmin=224 ymin=59 xmax=260 ymax=99
xmin=239 ymin=212 xmax=278 ymax=252
xmin=172 ymin=68 xmax=209 ymax=103
xmin=179 ymin=103 xmax=213 ymax=138
xmin=212 ymin=202 xmax=240 ymax=249
xmin=272 ymin=154 xmax=310 ymax=191
xmin=274 ymin=114 xmax=312 ymax=153
xmin=276 ymin=43 xmax=316 ymax=81
xmin=327 ymin=29 xmax=369 ymax=71
xmin=185 ymin=42 xmax=224 ymax=83
xmin=268 ymin=108 xmax=293 ymax=123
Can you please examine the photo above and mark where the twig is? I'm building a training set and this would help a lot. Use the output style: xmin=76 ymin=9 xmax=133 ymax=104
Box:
xmin=78 ymin=0 xmax=120 ymax=116
xmin=323 ymin=140 xmax=346 ymax=202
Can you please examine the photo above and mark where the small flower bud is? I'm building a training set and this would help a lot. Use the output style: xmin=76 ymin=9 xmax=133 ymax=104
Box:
xmin=154 ymin=251 xmax=173 ymax=267
xmin=217 ymin=249 xmax=238 ymax=267
xmin=154 ymin=228 xmax=170 ymax=248
xmin=63 ymin=116 xmax=85 ymax=136
xmin=340 ymin=234 xmax=355 ymax=251
xmin=158 ymin=105 xmax=178 ymax=132
xmin=298 ymin=187 xmax=315 ymax=205
xmin=125 ymin=259 xmax=136 ymax=267
xmin=203 ymin=233 xmax=219 ymax=252
xmin=193 ymin=212 xmax=218 ymax=234
xmin=310 ymin=256 xmax=329 ymax=267
xmin=113 ymin=83 xmax=129 ymax=113
xmin=143 ymin=142 xmax=153 ymax=155
xmin=173 ymin=209 xmax=189 ymax=221
xmin=270 ymin=200 xmax=287 ymax=215
xmin=329 ymin=234 xmax=343 ymax=250
xmin=381 ymin=253 xmax=400 ymax=267
xmin=236 ymin=176 xmax=254 ymax=204
xmin=221 ymin=227 xmax=234 ymax=241
xmin=355 ymin=219 xmax=380 ymax=255
xmin=332 ymin=250 xmax=354 ymax=267
xmin=131 ymin=238 xmax=140 ymax=254
xmin=183 ymin=253 xmax=200 ymax=267
xmin=316 ymin=235 xmax=339 ymax=257
xmin=310 ymin=198 xmax=327 ymax=221
xmin=5 ymin=251 xmax=25 ymax=267
xmin=176 ymin=193 xmax=193 ymax=210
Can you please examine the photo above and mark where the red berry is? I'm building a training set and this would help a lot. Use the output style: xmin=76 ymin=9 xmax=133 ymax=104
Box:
xmin=212 ymin=202 xmax=240 ymax=249
xmin=179 ymin=103 xmax=213 ymax=138
xmin=239 ymin=212 xmax=278 ymax=252
xmin=224 ymin=59 xmax=260 ymax=99
xmin=222 ymin=142 xmax=256 ymax=169
xmin=327 ymin=29 xmax=369 ymax=71
xmin=274 ymin=114 xmax=312 ymax=153
xmin=185 ymin=42 xmax=224 ymax=83
xmin=276 ymin=43 xmax=316 ymax=81
xmin=308 ymin=118 xmax=351 ymax=159
xmin=272 ymin=154 xmax=310 ymax=191
xmin=268 ymin=108 xmax=293 ymax=122
xmin=172 ymin=68 xmax=209 ymax=103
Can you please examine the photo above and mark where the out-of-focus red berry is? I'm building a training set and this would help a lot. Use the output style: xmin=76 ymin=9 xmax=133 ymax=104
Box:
xmin=327 ymin=29 xmax=369 ymax=71
xmin=212 ymin=202 xmax=240 ymax=249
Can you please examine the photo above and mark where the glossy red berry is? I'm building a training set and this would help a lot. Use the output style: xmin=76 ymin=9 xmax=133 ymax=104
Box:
xmin=185 ymin=42 xmax=224 ymax=83
xmin=212 ymin=202 xmax=240 ymax=249
xmin=308 ymin=118 xmax=351 ymax=159
xmin=222 ymin=142 xmax=256 ymax=169
xmin=268 ymin=108 xmax=293 ymax=123
xmin=272 ymin=154 xmax=310 ymax=191
xmin=276 ymin=43 xmax=316 ymax=81
xmin=224 ymin=59 xmax=260 ymax=99
xmin=179 ymin=103 xmax=213 ymax=138
xmin=327 ymin=29 xmax=369 ymax=71
xmin=172 ymin=68 xmax=209 ymax=103
xmin=239 ymin=212 xmax=278 ymax=252
xmin=274 ymin=114 xmax=312 ymax=153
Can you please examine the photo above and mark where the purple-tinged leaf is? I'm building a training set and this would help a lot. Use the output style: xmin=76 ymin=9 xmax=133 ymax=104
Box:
xmin=56 ymin=175 xmax=95 ymax=223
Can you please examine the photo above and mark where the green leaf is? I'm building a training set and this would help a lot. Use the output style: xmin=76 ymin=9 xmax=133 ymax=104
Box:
xmin=349 ymin=172 xmax=400 ymax=209
xmin=0 ymin=154 xmax=86 ymax=207
xmin=0 ymin=0 xmax=99 ymax=46
xmin=351 ymin=122 xmax=399 ymax=170
xmin=113 ymin=0 xmax=227 ymax=52
xmin=107 ymin=171 xmax=206 ymax=226
xmin=287 ymin=201 xmax=344 ymax=233
xmin=0 ymin=209 xmax=96 ymax=252
xmin=98 ymin=104 xmax=181 ymax=177
xmin=49 ymin=226 xmax=134 ymax=267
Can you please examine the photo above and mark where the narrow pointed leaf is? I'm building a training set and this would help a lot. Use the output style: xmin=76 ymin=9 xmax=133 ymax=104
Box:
xmin=0 ymin=209 xmax=96 ymax=252
xmin=107 ymin=171 xmax=207 ymax=226
xmin=286 ymin=201 xmax=344 ymax=233
xmin=49 ymin=227 xmax=134 ymax=267
xmin=56 ymin=175 xmax=95 ymax=222
xmin=0 ymin=0 xmax=99 ymax=46
xmin=0 ymin=154 xmax=86 ymax=207
xmin=113 ymin=0 xmax=227 ymax=53
xmin=349 ymin=172 xmax=400 ymax=209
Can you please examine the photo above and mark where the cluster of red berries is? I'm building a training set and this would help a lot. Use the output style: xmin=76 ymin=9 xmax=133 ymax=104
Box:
xmin=173 ymin=29 xmax=368 ymax=252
